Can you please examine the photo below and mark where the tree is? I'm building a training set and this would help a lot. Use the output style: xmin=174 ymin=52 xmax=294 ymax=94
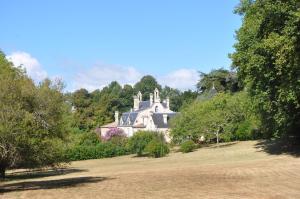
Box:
xmin=231 ymin=0 xmax=300 ymax=137
xmin=0 ymin=52 xmax=67 ymax=178
xmin=170 ymin=92 xmax=261 ymax=144
xmin=134 ymin=75 xmax=162 ymax=100
xmin=197 ymin=69 xmax=240 ymax=93
xmin=160 ymin=86 xmax=198 ymax=111
xmin=119 ymin=84 xmax=134 ymax=112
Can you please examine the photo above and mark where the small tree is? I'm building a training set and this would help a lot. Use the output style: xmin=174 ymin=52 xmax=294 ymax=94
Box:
xmin=180 ymin=140 xmax=196 ymax=153
xmin=145 ymin=139 xmax=169 ymax=158
xmin=127 ymin=131 xmax=159 ymax=156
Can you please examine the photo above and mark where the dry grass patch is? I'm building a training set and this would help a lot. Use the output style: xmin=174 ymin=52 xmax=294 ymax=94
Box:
xmin=1 ymin=140 xmax=300 ymax=199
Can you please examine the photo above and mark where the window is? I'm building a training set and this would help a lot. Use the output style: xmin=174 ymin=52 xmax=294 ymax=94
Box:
xmin=155 ymin=106 xmax=159 ymax=112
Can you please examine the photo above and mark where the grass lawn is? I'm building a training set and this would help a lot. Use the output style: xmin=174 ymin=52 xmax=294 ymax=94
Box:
xmin=1 ymin=140 xmax=300 ymax=199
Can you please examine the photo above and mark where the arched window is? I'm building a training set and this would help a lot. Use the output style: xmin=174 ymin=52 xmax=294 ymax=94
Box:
xmin=155 ymin=106 xmax=159 ymax=112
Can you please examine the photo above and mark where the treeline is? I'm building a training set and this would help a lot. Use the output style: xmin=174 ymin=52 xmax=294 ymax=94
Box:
xmin=68 ymin=75 xmax=197 ymax=132
xmin=171 ymin=0 xmax=300 ymax=143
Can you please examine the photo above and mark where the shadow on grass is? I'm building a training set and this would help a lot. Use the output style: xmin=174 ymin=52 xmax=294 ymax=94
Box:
xmin=131 ymin=153 xmax=149 ymax=158
xmin=255 ymin=139 xmax=300 ymax=157
xmin=0 ymin=176 xmax=112 ymax=193
xmin=5 ymin=168 xmax=88 ymax=181
xmin=207 ymin=142 xmax=238 ymax=149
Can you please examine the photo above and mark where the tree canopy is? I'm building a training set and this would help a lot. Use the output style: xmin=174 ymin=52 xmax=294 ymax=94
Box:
xmin=0 ymin=52 xmax=68 ymax=178
xmin=171 ymin=92 xmax=261 ymax=144
xmin=134 ymin=75 xmax=162 ymax=100
xmin=231 ymin=0 xmax=300 ymax=137
xmin=197 ymin=69 xmax=240 ymax=94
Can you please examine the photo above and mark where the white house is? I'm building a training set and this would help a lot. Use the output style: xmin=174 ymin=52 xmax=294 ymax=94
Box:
xmin=100 ymin=88 xmax=178 ymax=142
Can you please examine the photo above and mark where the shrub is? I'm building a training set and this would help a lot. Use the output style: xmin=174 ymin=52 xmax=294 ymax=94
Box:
xmin=127 ymin=131 xmax=162 ymax=156
xmin=145 ymin=139 xmax=169 ymax=158
xmin=66 ymin=131 xmax=130 ymax=161
xmin=109 ymin=136 xmax=128 ymax=147
xmin=180 ymin=140 xmax=196 ymax=153
xmin=66 ymin=142 xmax=129 ymax=161
xmin=78 ymin=132 xmax=101 ymax=146
xmin=102 ymin=127 xmax=126 ymax=141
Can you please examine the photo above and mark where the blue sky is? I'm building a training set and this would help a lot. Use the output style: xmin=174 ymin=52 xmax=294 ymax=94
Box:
xmin=1 ymin=0 xmax=241 ymax=91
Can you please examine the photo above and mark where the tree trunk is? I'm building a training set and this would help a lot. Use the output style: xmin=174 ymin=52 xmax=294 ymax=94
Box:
xmin=0 ymin=166 xmax=6 ymax=179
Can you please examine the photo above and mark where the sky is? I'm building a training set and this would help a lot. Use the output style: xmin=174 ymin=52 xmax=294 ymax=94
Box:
xmin=1 ymin=0 xmax=241 ymax=92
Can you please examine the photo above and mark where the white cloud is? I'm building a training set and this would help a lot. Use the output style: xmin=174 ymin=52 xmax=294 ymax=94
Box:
xmin=158 ymin=68 xmax=198 ymax=91
xmin=71 ymin=63 xmax=198 ymax=92
xmin=6 ymin=52 xmax=47 ymax=82
xmin=72 ymin=63 xmax=142 ymax=91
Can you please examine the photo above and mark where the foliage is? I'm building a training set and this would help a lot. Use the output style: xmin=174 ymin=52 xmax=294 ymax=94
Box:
xmin=231 ymin=0 xmax=300 ymax=138
xmin=197 ymin=69 xmax=240 ymax=94
xmin=127 ymin=131 xmax=163 ymax=156
xmin=102 ymin=128 xmax=126 ymax=141
xmin=78 ymin=132 xmax=101 ymax=146
xmin=0 ymin=51 xmax=68 ymax=178
xmin=65 ymin=130 xmax=129 ymax=161
xmin=180 ymin=140 xmax=196 ymax=153
xmin=134 ymin=75 xmax=162 ymax=100
xmin=160 ymin=86 xmax=198 ymax=111
xmin=71 ymin=82 xmax=125 ymax=131
xmin=145 ymin=139 xmax=170 ymax=158
xmin=66 ymin=142 xmax=128 ymax=161
xmin=170 ymin=91 xmax=261 ymax=144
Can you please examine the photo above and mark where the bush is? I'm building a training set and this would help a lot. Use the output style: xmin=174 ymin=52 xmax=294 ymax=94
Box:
xmin=66 ymin=142 xmax=129 ymax=161
xmin=109 ymin=136 xmax=128 ymax=147
xmin=78 ymin=132 xmax=101 ymax=146
xmin=127 ymin=131 xmax=164 ymax=156
xmin=66 ymin=131 xmax=129 ymax=161
xmin=180 ymin=140 xmax=196 ymax=153
xmin=102 ymin=127 xmax=126 ymax=141
xmin=145 ymin=139 xmax=170 ymax=158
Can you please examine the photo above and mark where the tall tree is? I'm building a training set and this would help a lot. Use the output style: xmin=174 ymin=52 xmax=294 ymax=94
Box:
xmin=0 ymin=52 xmax=67 ymax=178
xmin=120 ymin=84 xmax=134 ymax=111
xmin=161 ymin=86 xmax=182 ymax=111
xmin=231 ymin=0 xmax=300 ymax=137
xmin=134 ymin=75 xmax=162 ymax=100
xmin=197 ymin=69 xmax=240 ymax=93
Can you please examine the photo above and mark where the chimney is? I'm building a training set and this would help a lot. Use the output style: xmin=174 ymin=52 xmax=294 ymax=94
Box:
xmin=166 ymin=97 xmax=170 ymax=109
xmin=154 ymin=88 xmax=160 ymax=103
xmin=150 ymin=93 xmax=153 ymax=106
xmin=137 ymin=91 xmax=142 ymax=101
xmin=163 ymin=114 xmax=168 ymax=124
xmin=114 ymin=111 xmax=119 ymax=124
xmin=133 ymin=95 xmax=139 ymax=111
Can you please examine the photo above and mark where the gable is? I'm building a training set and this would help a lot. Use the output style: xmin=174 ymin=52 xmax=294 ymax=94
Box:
xmin=151 ymin=112 xmax=178 ymax=128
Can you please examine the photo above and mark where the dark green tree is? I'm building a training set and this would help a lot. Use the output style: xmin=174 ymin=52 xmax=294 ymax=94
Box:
xmin=197 ymin=69 xmax=240 ymax=93
xmin=231 ymin=0 xmax=300 ymax=137
xmin=0 ymin=52 xmax=68 ymax=178
xmin=120 ymin=84 xmax=134 ymax=111
xmin=134 ymin=75 xmax=162 ymax=100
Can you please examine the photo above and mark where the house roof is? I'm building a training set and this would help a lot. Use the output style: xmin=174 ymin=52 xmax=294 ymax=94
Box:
xmin=119 ymin=112 xmax=138 ymax=126
xmin=151 ymin=113 xmax=178 ymax=128
xmin=139 ymin=100 xmax=168 ymax=110
xmin=139 ymin=101 xmax=151 ymax=110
